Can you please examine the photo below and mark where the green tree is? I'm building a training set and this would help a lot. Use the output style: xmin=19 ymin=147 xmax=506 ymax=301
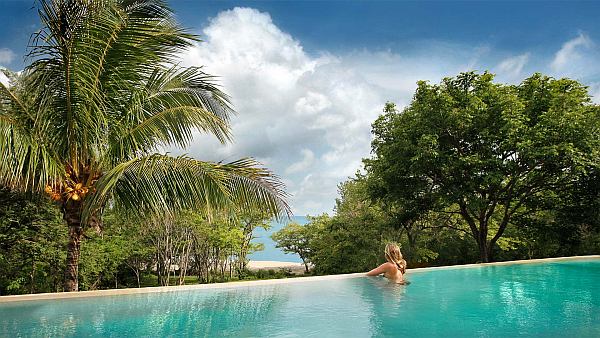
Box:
xmin=79 ymin=230 xmax=131 ymax=290
xmin=0 ymin=0 xmax=288 ymax=291
xmin=236 ymin=210 xmax=271 ymax=273
xmin=366 ymin=72 xmax=600 ymax=262
xmin=553 ymin=169 xmax=600 ymax=254
xmin=307 ymin=214 xmax=382 ymax=274
xmin=271 ymin=222 xmax=312 ymax=273
xmin=301 ymin=176 xmax=390 ymax=274
xmin=0 ymin=188 xmax=66 ymax=295
xmin=294 ymin=175 xmax=401 ymax=274
xmin=510 ymin=168 xmax=600 ymax=258
xmin=78 ymin=210 xmax=153 ymax=290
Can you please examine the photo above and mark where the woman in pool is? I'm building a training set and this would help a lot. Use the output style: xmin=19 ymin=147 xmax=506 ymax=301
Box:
xmin=366 ymin=243 xmax=408 ymax=284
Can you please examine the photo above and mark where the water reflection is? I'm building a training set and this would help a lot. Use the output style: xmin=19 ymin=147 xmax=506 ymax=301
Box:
xmin=358 ymin=276 xmax=407 ymax=337
xmin=115 ymin=286 xmax=287 ymax=336
xmin=2 ymin=286 xmax=288 ymax=337
xmin=498 ymin=280 xmax=539 ymax=330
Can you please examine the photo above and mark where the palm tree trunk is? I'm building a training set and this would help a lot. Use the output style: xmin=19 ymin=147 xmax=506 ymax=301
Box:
xmin=63 ymin=200 xmax=84 ymax=292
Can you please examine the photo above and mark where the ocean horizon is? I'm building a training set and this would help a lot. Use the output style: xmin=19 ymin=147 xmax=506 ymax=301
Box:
xmin=248 ymin=215 xmax=309 ymax=263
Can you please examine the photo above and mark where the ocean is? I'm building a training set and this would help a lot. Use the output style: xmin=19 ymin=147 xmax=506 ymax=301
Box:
xmin=247 ymin=215 xmax=309 ymax=263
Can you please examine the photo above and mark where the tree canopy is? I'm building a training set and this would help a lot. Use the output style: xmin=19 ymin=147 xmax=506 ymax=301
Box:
xmin=365 ymin=72 xmax=600 ymax=262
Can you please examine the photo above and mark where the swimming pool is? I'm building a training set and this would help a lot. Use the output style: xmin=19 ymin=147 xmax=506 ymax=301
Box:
xmin=1 ymin=257 xmax=598 ymax=337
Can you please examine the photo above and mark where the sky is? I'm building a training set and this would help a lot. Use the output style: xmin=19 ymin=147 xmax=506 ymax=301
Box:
xmin=1 ymin=0 xmax=600 ymax=216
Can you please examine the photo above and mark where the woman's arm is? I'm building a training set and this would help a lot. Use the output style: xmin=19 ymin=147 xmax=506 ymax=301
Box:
xmin=366 ymin=263 xmax=389 ymax=276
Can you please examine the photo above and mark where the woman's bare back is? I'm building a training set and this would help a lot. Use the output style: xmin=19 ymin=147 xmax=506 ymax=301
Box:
xmin=367 ymin=262 xmax=406 ymax=284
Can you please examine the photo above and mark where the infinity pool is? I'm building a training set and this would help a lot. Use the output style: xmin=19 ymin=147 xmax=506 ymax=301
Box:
xmin=1 ymin=258 xmax=599 ymax=337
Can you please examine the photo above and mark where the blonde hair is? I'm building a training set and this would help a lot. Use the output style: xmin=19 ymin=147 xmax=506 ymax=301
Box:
xmin=385 ymin=243 xmax=407 ymax=274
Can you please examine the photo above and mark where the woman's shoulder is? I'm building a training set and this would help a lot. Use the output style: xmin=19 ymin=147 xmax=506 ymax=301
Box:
xmin=381 ymin=262 xmax=396 ymax=270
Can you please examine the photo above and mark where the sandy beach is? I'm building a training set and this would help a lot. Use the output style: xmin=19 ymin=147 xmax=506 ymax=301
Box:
xmin=247 ymin=260 xmax=309 ymax=274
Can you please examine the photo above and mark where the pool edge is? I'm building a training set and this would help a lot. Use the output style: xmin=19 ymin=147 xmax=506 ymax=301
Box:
xmin=407 ymin=254 xmax=600 ymax=273
xmin=1 ymin=255 xmax=598 ymax=303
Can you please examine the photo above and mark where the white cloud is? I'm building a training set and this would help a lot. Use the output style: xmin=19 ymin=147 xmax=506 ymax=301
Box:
xmin=295 ymin=92 xmax=332 ymax=115
xmin=0 ymin=48 xmax=15 ymax=65
xmin=178 ymin=7 xmax=597 ymax=215
xmin=497 ymin=53 xmax=530 ymax=78
xmin=178 ymin=7 xmax=398 ymax=214
xmin=285 ymin=149 xmax=315 ymax=174
xmin=551 ymin=33 xmax=593 ymax=72
xmin=546 ymin=33 xmax=600 ymax=99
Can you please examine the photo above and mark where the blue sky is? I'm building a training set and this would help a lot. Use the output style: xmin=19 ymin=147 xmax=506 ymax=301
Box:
xmin=2 ymin=1 xmax=600 ymax=70
xmin=1 ymin=1 xmax=600 ymax=215
xmin=171 ymin=1 xmax=600 ymax=53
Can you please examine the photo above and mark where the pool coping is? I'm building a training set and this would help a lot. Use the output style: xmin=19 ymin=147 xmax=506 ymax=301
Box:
xmin=1 ymin=255 xmax=598 ymax=303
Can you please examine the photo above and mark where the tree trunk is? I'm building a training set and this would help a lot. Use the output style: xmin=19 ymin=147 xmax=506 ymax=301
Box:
xmin=486 ymin=245 xmax=494 ymax=262
xmin=229 ymin=246 xmax=233 ymax=279
xmin=301 ymin=257 xmax=309 ymax=273
xmin=476 ymin=238 xmax=495 ymax=263
xmin=477 ymin=219 xmax=490 ymax=263
xmin=63 ymin=201 xmax=84 ymax=292
xmin=405 ymin=228 xmax=416 ymax=261
xmin=30 ymin=259 xmax=36 ymax=294
xmin=478 ymin=241 xmax=490 ymax=263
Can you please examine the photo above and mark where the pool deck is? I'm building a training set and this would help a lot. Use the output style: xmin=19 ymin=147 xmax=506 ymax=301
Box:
xmin=1 ymin=255 xmax=598 ymax=303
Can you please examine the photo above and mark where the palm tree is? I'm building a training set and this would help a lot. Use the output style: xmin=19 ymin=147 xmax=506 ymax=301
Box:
xmin=0 ymin=0 xmax=289 ymax=291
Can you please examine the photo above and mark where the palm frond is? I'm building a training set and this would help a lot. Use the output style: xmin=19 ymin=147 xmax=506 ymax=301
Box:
xmin=104 ymin=66 xmax=234 ymax=165
xmin=25 ymin=0 xmax=199 ymax=169
xmin=84 ymin=154 xmax=290 ymax=221
xmin=0 ymin=128 xmax=63 ymax=192
xmin=0 ymin=70 xmax=62 ymax=191
xmin=3 ymin=1 xmax=289 ymax=227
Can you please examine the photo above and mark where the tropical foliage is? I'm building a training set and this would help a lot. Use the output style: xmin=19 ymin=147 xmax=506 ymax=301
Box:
xmin=0 ymin=189 xmax=278 ymax=295
xmin=0 ymin=188 xmax=66 ymax=294
xmin=273 ymin=72 xmax=600 ymax=274
xmin=271 ymin=221 xmax=314 ymax=273
xmin=0 ymin=0 xmax=288 ymax=291
xmin=365 ymin=72 xmax=600 ymax=262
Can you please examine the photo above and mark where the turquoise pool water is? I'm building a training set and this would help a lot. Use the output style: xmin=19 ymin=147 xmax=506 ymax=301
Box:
xmin=1 ymin=259 xmax=598 ymax=337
